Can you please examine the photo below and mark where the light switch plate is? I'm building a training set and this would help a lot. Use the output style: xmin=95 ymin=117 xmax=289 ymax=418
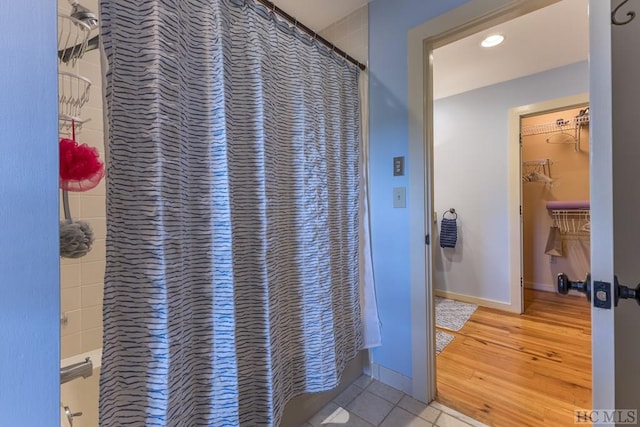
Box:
xmin=393 ymin=157 xmax=405 ymax=176
xmin=393 ymin=187 xmax=406 ymax=208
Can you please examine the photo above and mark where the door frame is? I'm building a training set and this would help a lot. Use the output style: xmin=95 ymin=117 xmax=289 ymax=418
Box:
xmin=588 ymin=0 xmax=616 ymax=413
xmin=406 ymin=0 xmax=561 ymax=402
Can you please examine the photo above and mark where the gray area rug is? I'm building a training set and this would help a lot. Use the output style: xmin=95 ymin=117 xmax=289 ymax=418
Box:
xmin=436 ymin=330 xmax=455 ymax=355
xmin=435 ymin=297 xmax=478 ymax=331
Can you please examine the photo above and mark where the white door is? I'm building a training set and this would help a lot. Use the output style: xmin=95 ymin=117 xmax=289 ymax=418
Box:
xmin=581 ymin=0 xmax=640 ymax=423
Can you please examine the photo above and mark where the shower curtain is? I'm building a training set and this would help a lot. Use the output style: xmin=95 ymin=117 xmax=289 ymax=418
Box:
xmin=99 ymin=0 xmax=371 ymax=425
xmin=359 ymin=72 xmax=381 ymax=349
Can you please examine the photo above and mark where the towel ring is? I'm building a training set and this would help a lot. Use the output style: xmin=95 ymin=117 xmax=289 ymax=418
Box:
xmin=443 ymin=208 xmax=457 ymax=220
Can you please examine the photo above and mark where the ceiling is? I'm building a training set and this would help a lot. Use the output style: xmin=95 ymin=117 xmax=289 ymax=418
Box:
xmin=271 ymin=0 xmax=371 ymax=32
xmin=268 ymin=0 xmax=588 ymax=100
xmin=433 ymin=0 xmax=589 ymax=99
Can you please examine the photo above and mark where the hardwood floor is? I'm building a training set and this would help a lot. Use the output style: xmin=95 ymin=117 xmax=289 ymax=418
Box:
xmin=436 ymin=289 xmax=592 ymax=427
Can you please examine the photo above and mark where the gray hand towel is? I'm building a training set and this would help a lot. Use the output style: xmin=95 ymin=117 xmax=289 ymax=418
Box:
xmin=440 ymin=218 xmax=457 ymax=248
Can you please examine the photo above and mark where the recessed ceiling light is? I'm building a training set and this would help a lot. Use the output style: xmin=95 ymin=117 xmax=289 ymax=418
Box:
xmin=481 ymin=34 xmax=504 ymax=48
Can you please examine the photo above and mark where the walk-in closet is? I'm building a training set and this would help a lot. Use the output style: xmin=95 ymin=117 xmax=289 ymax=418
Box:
xmin=521 ymin=105 xmax=591 ymax=308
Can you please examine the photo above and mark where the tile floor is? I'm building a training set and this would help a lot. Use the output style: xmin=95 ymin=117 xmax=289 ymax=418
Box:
xmin=303 ymin=376 xmax=488 ymax=427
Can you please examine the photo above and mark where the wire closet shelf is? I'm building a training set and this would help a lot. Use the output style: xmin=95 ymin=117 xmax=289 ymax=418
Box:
xmin=521 ymin=114 xmax=590 ymax=137
xmin=546 ymin=200 xmax=591 ymax=236
xmin=521 ymin=111 xmax=589 ymax=152
xmin=550 ymin=209 xmax=591 ymax=236
xmin=522 ymin=158 xmax=553 ymax=184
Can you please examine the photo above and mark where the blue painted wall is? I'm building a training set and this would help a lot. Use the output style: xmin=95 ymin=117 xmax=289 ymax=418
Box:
xmin=368 ymin=0 xmax=471 ymax=378
xmin=0 ymin=0 xmax=59 ymax=424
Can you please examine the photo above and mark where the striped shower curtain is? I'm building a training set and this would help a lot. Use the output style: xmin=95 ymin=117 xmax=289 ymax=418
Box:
xmin=99 ymin=0 xmax=363 ymax=425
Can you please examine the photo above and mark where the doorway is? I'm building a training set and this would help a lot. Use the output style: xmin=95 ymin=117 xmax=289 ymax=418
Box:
xmin=405 ymin=0 xmax=640 ymax=422
xmin=520 ymin=103 xmax=591 ymax=308
xmin=431 ymin=45 xmax=593 ymax=427
xmin=431 ymin=95 xmax=593 ymax=424
xmin=406 ymin=0 xmax=593 ymax=418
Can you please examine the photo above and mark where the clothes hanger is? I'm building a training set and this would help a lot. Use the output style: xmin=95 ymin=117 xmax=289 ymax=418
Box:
xmin=580 ymin=211 xmax=591 ymax=232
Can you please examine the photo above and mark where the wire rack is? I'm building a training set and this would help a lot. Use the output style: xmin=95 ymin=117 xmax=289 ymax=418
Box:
xmin=58 ymin=14 xmax=92 ymax=67
xmin=551 ymin=209 xmax=591 ymax=236
xmin=58 ymin=72 xmax=92 ymax=134
xmin=522 ymin=159 xmax=553 ymax=184
xmin=521 ymin=114 xmax=590 ymax=137
xmin=522 ymin=113 xmax=589 ymax=152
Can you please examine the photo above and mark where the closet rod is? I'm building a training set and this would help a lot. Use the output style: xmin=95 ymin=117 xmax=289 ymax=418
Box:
xmin=255 ymin=0 xmax=366 ymax=71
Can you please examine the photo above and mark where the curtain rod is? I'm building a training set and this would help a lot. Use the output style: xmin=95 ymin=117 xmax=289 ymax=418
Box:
xmin=255 ymin=0 xmax=366 ymax=71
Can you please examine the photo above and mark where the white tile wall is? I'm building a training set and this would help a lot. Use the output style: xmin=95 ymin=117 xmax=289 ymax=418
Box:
xmin=80 ymin=261 xmax=105 ymax=287
xmin=58 ymin=0 xmax=106 ymax=359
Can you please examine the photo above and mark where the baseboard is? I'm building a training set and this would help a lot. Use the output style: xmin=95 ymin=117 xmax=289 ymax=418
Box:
xmin=524 ymin=281 xmax=556 ymax=293
xmin=435 ymin=289 xmax=516 ymax=312
xmin=369 ymin=363 xmax=412 ymax=395
xmin=524 ymin=281 xmax=583 ymax=297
